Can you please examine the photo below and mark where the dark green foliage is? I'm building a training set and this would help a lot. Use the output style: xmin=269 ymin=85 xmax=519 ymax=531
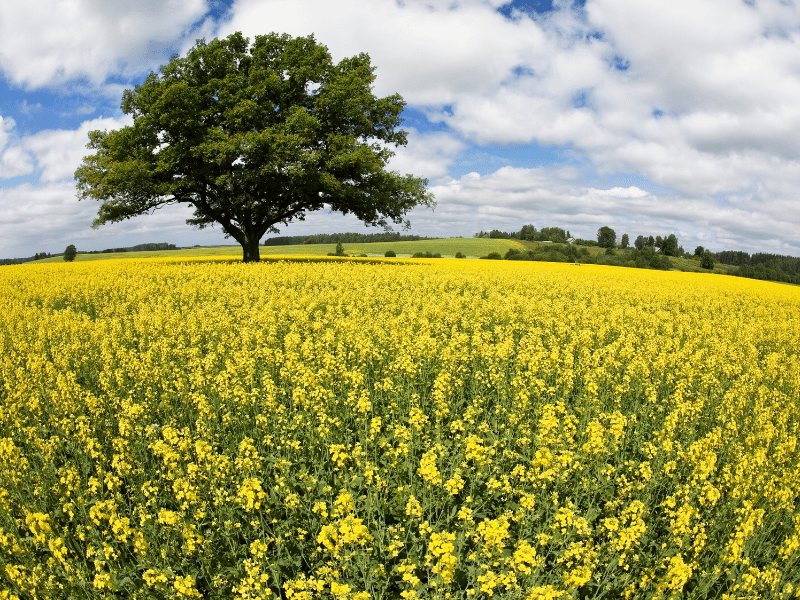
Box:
xmin=701 ymin=251 xmax=715 ymax=270
xmin=597 ymin=226 xmax=616 ymax=248
xmin=716 ymin=250 xmax=749 ymax=265
xmin=63 ymin=245 xmax=77 ymax=262
xmin=473 ymin=229 xmax=514 ymax=239
xmin=517 ymin=224 xmax=537 ymax=240
xmin=75 ymin=32 xmax=433 ymax=263
xmin=620 ymin=233 xmax=629 ymax=249
xmin=265 ymin=232 xmax=434 ymax=246
xmin=634 ymin=235 xmax=646 ymax=250
xmin=605 ymin=247 xmax=615 ymax=255
xmin=455 ymin=252 xmax=466 ymax=259
xmin=718 ymin=250 xmax=800 ymax=283
xmin=384 ymin=250 xmax=396 ymax=257
xmin=411 ymin=251 xmax=442 ymax=258
xmin=482 ymin=252 xmax=503 ymax=260
xmin=656 ymin=233 xmax=679 ymax=256
xmin=536 ymin=227 xmax=569 ymax=243
xmin=87 ymin=242 xmax=179 ymax=254
xmin=328 ymin=242 xmax=347 ymax=257
xmin=475 ymin=225 xmax=570 ymax=243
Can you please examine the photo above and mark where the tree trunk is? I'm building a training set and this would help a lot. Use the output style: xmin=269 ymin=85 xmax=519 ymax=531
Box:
xmin=241 ymin=235 xmax=261 ymax=263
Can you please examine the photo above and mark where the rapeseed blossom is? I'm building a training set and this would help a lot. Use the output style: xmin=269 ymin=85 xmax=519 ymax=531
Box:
xmin=0 ymin=257 xmax=799 ymax=598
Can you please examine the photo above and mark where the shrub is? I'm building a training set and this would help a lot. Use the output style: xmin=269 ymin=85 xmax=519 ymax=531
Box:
xmin=455 ymin=252 xmax=465 ymax=259
xmin=384 ymin=250 xmax=396 ymax=257
xmin=507 ymin=250 xmax=537 ymax=261
xmin=482 ymin=252 xmax=502 ymax=260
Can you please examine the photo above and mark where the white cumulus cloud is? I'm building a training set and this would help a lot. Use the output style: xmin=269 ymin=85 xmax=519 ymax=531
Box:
xmin=0 ymin=0 xmax=209 ymax=89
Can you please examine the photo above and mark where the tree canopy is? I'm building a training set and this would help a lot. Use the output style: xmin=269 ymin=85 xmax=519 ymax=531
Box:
xmin=63 ymin=244 xmax=77 ymax=262
xmin=597 ymin=226 xmax=616 ymax=248
xmin=74 ymin=32 xmax=434 ymax=262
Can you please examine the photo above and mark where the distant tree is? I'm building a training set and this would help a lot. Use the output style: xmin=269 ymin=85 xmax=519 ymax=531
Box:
xmin=384 ymin=250 xmax=396 ymax=257
xmin=518 ymin=224 xmax=537 ymax=241
xmin=701 ymin=250 xmax=715 ymax=270
xmin=659 ymin=233 xmax=679 ymax=257
xmin=75 ymin=32 xmax=433 ymax=263
xmin=597 ymin=226 xmax=617 ymax=248
xmin=620 ymin=233 xmax=629 ymax=249
xmin=63 ymin=244 xmax=77 ymax=262
xmin=538 ymin=227 xmax=568 ymax=243
xmin=634 ymin=235 xmax=646 ymax=250
xmin=647 ymin=235 xmax=655 ymax=247
xmin=694 ymin=246 xmax=704 ymax=257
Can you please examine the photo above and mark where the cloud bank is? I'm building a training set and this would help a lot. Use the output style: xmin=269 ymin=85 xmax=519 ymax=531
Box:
xmin=1 ymin=0 xmax=800 ymax=256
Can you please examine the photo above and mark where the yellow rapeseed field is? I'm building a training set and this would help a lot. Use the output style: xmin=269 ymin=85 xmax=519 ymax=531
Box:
xmin=0 ymin=257 xmax=798 ymax=600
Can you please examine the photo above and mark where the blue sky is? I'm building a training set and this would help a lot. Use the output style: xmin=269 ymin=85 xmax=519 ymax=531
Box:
xmin=2 ymin=0 xmax=800 ymax=257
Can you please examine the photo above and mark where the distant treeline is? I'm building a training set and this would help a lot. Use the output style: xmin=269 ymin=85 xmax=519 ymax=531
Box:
xmin=0 ymin=255 xmax=47 ymax=266
xmin=481 ymin=244 xmax=675 ymax=271
xmin=717 ymin=250 xmax=800 ymax=284
xmin=475 ymin=225 xmax=572 ymax=243
xmin=480 ymin=223 xmax=800 ymax=284
xmin=82 ymin=242 xmax=179 ymax=254
xmin=1 ymin=243 xmax=179 ymax=265
xmin=264 ymin=232 xmax=437 ymax=246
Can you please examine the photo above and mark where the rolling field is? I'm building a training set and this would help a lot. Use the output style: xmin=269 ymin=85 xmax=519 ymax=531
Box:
xmin=1 ymin=258 xmax=799 ymax=599
xmin=34 ymin=238 xmax=525 ymax=262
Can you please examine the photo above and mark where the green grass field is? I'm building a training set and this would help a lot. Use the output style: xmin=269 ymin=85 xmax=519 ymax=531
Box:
xmin=35 ymin=237 xmax=526 ymax=262
xmin=30 ymin=237 xmax=741 ymax=276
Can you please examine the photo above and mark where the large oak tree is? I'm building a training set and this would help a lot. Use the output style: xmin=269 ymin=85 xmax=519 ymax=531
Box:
xmin=75 ymin=32 xmax=434 ymax=262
